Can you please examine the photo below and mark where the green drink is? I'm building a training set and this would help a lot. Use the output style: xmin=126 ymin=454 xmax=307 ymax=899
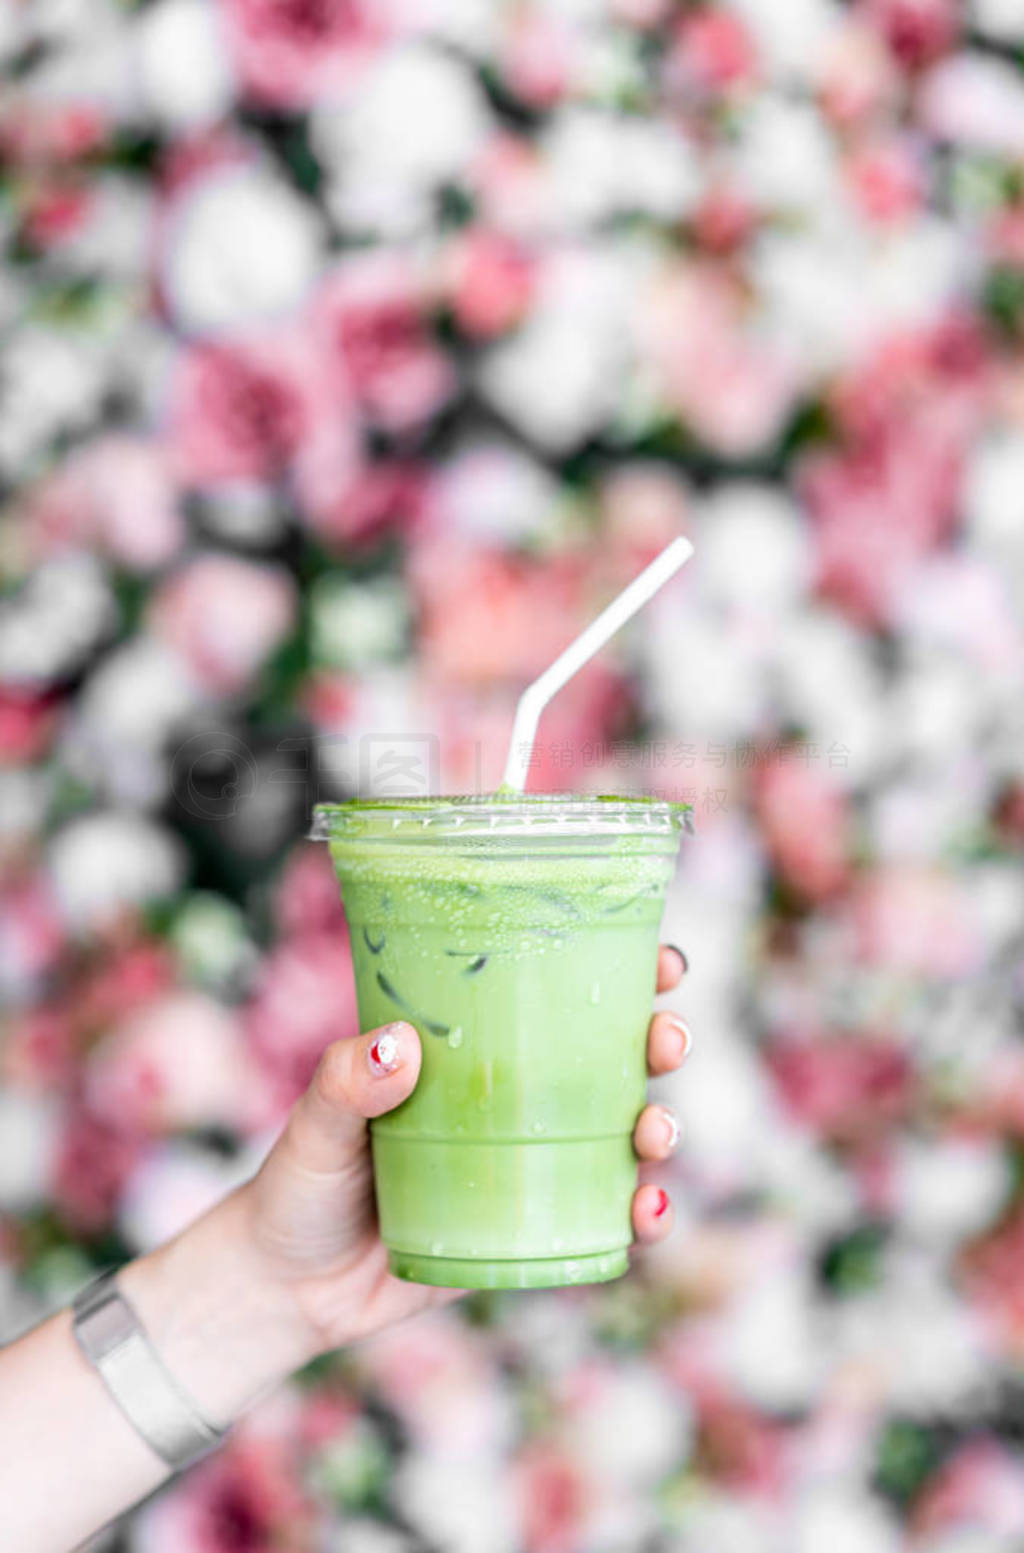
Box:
xmin=312 ymin=794 xmax=689 ymax=1290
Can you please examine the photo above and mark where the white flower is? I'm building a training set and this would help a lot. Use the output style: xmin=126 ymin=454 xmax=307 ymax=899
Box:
xmin=161 ymin=164 xmax=322 ymax=335
xmin=0 ymin=329 xmax=107 ymax=475
xmin=134 ymin=0 xmax=234 ymax=129
xmin=834 ymin=1252 xmax=995 ymax=1414
xmin=541 ymin=108 xmax=700 ymax=228
xmin=965 ymin=433 xmax=1024 ymax=620
xmin=919 ymin=54 xmax=1024 ymax=155
xmin=432 ymin=442 xmax=562 ymax=545
xmin=894 ymin=1136 xmax=1009 ymax=1245
xmin=479 ymin=245 xmax=636 ymax=451
xmin=118 ymin=1140 xmax=258 ymax=1251
xmin=0 ymin=1091 xmax=60 ymax=1213
xmin=393 ymin=1454 xmax=518 ymax=1553
xmin=670 ymin=1028 xmax=779 ymax=1195
xmin=732 ymin=95 xmax=839 ymax=216
xmin=718 ymin=1261 xmax=825 ymax=1411
xmin=315 ymin=43 xmax=492 ymax=233
xmin=645 ymin=602 xmax=767 ymax=740
xmin=566 ymin=1363 xmax=693 ymax=1488
xmin=310 ymin=574 xmax=409 ymax=671
xmin=64 ymin=637 xmax=203 ymax=806
xmin=0 ymin=553 xmax=117 ymax=690
xmin=727 ymin=0 xmax=840 ymax=84
xmin=791 ymin=1491 xmax=902 ymax=1553
xmin=670 ymin=1495 xmax=783 ymax=1553
xmin=970 ymin=0 xmax=1024 ymax=43
xmin=46 ymin=812 xmax=183 ymax=933
xmin=774 ymin=609 xmax=885 ymax=784
xmin=696 ymin=484 xmax=811 ymax=615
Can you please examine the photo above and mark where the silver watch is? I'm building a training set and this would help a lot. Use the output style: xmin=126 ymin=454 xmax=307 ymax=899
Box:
xmin=72 ymin=1270 xmax=228 ymax=1472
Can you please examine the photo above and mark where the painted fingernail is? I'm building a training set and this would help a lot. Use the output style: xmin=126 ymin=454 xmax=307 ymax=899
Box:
xmin=367 ymin=1025 xmax=405 ymax=1076
xmin=658 ymin=1107 xmax=681 ymax=1151
xmin=665 ymin=1016 xmax=693 ymax=1060
xmin=654 ymin=1188 xmax=670 ymax=1218
xmin=666 ymin=944 xmax=689 ymax=976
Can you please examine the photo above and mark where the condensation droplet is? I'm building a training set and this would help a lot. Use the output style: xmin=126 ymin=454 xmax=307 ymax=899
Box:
xmin=589 ymin=982 xmax=601 ymax=1004
xmin=430 ymin=1241 xmax=444 ymax=1256
xmin=447 ymin=1025 xmax=464 ymax=1050
xmin=552 ymin=1237 xmax=564 ymax=1252
xmin=531 ymin=1120 xmax=546 ymax=1135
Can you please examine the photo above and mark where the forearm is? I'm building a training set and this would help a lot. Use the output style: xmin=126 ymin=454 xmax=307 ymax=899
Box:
xmin=0 ymin=1185 xmax=319 ymax=1553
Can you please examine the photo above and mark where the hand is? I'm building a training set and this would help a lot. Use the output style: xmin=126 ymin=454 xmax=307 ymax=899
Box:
xmin=241 ymin=941 xmax=692 ymax=1354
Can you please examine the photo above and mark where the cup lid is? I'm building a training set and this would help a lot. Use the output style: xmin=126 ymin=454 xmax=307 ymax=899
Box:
xmin=310 ymin=793 xmax=693 ymax=842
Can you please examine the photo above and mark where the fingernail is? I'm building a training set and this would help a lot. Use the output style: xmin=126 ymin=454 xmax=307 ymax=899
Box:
xmin=654 ymin=1188 xmax=670 ymax=1218
xmin=658 ymin=1106 xmax=681 ymax=1151
xmin=367 ymin=1025 xmax=405 ymax=1076
xmin=665 ymin=1016 xmax=693 ymax=1060
xmin=667 ymin=944 xmax=689 ymax=976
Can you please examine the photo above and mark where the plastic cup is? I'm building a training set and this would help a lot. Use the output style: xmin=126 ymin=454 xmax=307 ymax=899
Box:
xmin=311 ymin=794 xmax=689 ymax=1290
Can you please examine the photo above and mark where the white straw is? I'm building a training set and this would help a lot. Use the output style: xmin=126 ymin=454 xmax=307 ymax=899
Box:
xmin=501 ymin=535 xmax=695 ymax=792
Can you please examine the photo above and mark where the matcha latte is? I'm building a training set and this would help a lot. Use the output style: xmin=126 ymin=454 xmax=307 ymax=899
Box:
xmin=312 ymin=794 xmax=689 ymax=1290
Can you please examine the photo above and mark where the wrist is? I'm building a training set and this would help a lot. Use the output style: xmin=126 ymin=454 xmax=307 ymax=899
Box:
xmin=118 ymin=1185 xmax=323 ymax=1431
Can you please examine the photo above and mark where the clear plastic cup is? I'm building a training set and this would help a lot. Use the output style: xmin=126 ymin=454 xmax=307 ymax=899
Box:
xmin=312 ymin=793 xmax=689 ymax=1289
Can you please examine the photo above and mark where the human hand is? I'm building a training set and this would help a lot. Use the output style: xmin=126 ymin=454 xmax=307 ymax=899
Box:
xmin=240 ymin=941 xmax=692 ymax=1355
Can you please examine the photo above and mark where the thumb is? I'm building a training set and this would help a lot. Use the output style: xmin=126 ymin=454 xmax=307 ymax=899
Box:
xmin=283 ymin=1022 xmax=421 ymax=1173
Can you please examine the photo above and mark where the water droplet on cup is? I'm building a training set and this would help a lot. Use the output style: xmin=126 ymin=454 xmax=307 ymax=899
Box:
xmin=531 ymin=1120 xmax=546 ymax=1135
xmin=552 ymin=1237 xmax=564 ymax=1252
xmin=589 ymin=982 xmax=601 ymax=1004
xmin=430 ymin=1241 xmax=444 ymax=1256
xmin=447 ymin=1025 xmax=464 ymax=1050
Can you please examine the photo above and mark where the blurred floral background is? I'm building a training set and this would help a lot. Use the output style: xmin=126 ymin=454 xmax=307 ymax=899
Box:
xmin=3 ymin=0 xmax=1024 ymax=1548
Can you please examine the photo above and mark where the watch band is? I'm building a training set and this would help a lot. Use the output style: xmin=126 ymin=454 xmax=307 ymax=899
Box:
xmin=72 ymin=1271 xmax=228 ymax=1472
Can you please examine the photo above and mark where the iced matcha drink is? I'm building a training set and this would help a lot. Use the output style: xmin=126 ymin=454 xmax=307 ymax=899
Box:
xmin=312 ymin=794 xmax=689 ymax=1290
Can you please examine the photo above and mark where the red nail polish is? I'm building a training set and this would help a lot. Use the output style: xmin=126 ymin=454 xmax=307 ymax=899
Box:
xmin=367 ymin=1027 xmax=403 ymax=1076
xmin=654 ymin=1188 xmax=670 ymax=1218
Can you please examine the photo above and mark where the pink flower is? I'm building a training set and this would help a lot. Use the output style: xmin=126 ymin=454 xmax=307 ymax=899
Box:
xmin=849 ymin=865 xmax=981 ymax=977
xmin=962 ymin=1211 xmax=1024 ymax=1351
xmin=754 ymin=757 xmax=851 ymax=902
xmin=134 ymin=1431 xmax=314 ymax=1552
xmin=800 ymin=319 xmax=990 ymax=625
xmin=694 ymin=1387 xmax=789 ymax=1497
xmin=863 ymin=0 xmax=959 ymax=71
xmin=642 ymin=265 xmax=795 ymax=457
xmin=52 ymin=1105 xmax=142 ymax=1234
xmin=447 ymin=229 xmax=535 ymax=339
xmin=314 ymin=256 xmax=455 ymax=434
xmin=513 ymin=1441 xmax=588 ymax=1553
xmin=912 ymin=1438 xmax=1024 ymax=1538
xmin=84 ymin=992 xmax=263 ymax=1136
xmin=0 ymin=874 xmax=64 ymax=995
xmin=149 ymin=555 xmax=296 ymax=694
xmin=273 ymin=844 xmax=348 ymax=940
xmin=21 ymin=183 xmax=93 ymax=249
xmin=0 ymin=102 xmax=106 ymax=166
xmin=409 ymin=542 xmax=588 ymax=689
xmin=168 ymin=332 xmax=319 ymax=485
xmin=819 ymin=20 xmax=902 ymax=128
xmin=665 ymin=9 xmax=758 ymax=100
xmin=0 ymin=691 xmax=57 ymax=763
xmin=766 ymin=1035 xmax=915 ymax=1146
xmin=24 ymin=438 xmax=184 ymax=572
xmin=357 ymin=1312 xmax=509 ymax=1458
xmin=2 ymin=1008 xmax=77 ymax=1092
xmin=295 ymin=458 xmax=424 ymax=550
xmin=845 ymin=136 xmax=927 ymax=224
xmin=246 ymin=934 xmax=358 ymax=1114
xmin=692 ymin=184 xmax=758 ymax=255
xmin=76 ymin=940 xmax=176 ymax=1038
xmin=501 ymin=12 xmax=574 ymax=109
xmin=220 ymin=0 xmax=381 ymax=111
xmin=987 ymin=206 xmax=1024 ymax=267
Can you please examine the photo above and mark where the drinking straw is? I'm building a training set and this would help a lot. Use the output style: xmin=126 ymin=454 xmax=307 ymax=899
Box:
xmin=501 ymin=535 xmax=695 ymax=793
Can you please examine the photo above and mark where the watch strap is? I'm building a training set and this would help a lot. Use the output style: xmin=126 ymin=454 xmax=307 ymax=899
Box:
xmin=72 ymin=1270 xmax=228 ymax=1472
